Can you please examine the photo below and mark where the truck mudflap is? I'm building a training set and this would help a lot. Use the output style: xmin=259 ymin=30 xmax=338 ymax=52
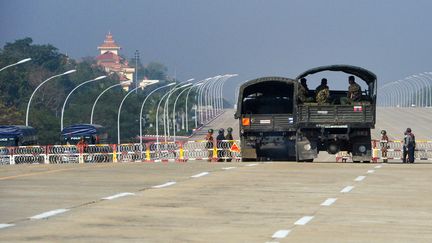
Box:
xmin=296 ymin=139 xmax=318 ymax=161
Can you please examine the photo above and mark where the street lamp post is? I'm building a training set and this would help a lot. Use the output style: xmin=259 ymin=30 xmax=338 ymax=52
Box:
xmin=163 ymin=79 xmax=194 ymax=138
xmin=0 ymin=58 xmax=31 ymax=72
xmin=90 ymin=81 xmax=132 ymax=124
xmin=185 ymin=81 xmax=203 ymax=132
xmin=61 ymin=75 xmax=106 ymax=131
xmin=117 ymin=82 xmax=155 ymax=144
xmin=26 ymin=69 xmax=76 ymax=126
xmin=172 ymin=83 xmax=201 ymax=141
xmin=139 ymin=82 xmax=174 ymax=147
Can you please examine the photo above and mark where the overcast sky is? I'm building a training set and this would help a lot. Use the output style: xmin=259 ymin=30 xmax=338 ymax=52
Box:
xmin=0 ymin=0 xmax=429 ymax=100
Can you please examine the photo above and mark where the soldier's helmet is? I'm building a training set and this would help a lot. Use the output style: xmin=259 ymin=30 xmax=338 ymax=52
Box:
xmin=219 ymin=128 xmax=224 ymax=134
xmin=406 ymin=128 xmax=411 ymax=133
xmin=227 ymin=127 xmax=233 ymax=133
xmin=381 ymin=130 xmax=386 ymax=135
xmin=208 ymin=129 xmax=214 ymax=134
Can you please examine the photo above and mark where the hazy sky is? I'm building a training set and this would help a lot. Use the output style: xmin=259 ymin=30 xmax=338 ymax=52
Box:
xmin=0 ymin=0 xmax=430 ymax=100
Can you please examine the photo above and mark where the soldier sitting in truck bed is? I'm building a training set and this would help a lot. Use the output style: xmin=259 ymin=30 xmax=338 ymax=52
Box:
xmin=341 ymin=75 xmax=362 ymax=104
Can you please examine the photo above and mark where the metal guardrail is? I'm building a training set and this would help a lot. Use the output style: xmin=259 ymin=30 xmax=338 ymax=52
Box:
xmin=0 ymin=140 xmax=242 ymax=165
xmin=3 ymin=140 xmax=432 ymax=165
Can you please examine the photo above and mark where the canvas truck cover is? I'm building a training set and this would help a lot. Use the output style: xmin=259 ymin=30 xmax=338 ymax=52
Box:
xmin=0 ymin=125 xmax=35 ymax=138
xmin=234 ymin=76 xmax=297 ymax=118
xmin=61 ymin=124 xmax=104 ymax=137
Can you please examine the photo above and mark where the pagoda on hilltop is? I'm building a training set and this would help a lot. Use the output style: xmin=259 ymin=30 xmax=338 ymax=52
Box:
xmin=96 ymin=32 xmax=135 ymax=85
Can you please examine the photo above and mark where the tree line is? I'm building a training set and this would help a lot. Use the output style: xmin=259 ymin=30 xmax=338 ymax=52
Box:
xmin=0 ymin=38 xmax=197 ymax=144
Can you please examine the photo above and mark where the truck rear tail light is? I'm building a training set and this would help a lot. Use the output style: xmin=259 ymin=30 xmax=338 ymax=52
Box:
xmin=242 ymin=118 xmax=251 ymax=126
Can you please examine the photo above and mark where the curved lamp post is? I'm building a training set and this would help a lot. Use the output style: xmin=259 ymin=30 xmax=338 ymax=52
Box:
xmin=163 ymin=79 xmax=194 ymax=138
xmin=90 ymin=81 xmax=132 ymax=124
xmin=185 ymin=81 xmax=204 ymax=132
xmin=61 ymin=75 xmax=106 ymax=131
xmin=172 ymin=83 xmax=201 ymax=141
xmin=0 ymin=58 xmax=31 ymax=72
xmin=26 ymin=69 xmax=76 ymax=126
xmin=117 ymin=82 xmax=157 ymax=144
xmin=156 ymin=83 xmax=192 ymax=144
xmin=139 ymin=82 xmax=175 ymax=146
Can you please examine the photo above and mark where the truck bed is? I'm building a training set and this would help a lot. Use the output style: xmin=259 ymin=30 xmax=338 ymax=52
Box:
xmin=297 ymin=104 xmax=375 ymax=127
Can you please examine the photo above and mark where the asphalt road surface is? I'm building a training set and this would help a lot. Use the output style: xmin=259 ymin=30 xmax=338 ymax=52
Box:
xmin=1 ymin=107 xmax=432 ymax=242
xmin=1 ymin=162 xmax=431 ymax=242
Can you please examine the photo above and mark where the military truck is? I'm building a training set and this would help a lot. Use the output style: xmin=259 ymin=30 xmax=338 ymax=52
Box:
xmin=295 ymin=65 xmax=377 ymax=162
xmin=234 ymin=77 xmax=298 ymax=161
xmin=235 ymin=65 xmax=377 ymax=162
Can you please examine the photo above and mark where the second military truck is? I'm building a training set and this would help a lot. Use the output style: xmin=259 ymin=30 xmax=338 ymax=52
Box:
xmin=235 ymin=65 xmax=377 ymax=162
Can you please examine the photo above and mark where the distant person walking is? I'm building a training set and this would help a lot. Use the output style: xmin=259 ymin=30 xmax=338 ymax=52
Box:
xmin=225 ymin=127 xmax=234 ymax=162
xmin=205 ymin=129 xmax=214 ymax=162
xmin=380 ymin=130 xmax=389 ymax=163
xmin=216 ymin=128 xmax=226 ymax=162
xmin=402 ymin=128 xmax=416 ymax=163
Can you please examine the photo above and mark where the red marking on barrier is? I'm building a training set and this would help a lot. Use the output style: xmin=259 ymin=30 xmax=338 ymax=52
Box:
xmin=230 ymin=143 xmax=241 ymax=153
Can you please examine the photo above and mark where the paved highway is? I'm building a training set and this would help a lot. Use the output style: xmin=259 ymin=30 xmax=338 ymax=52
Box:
xmin=1 ymin=162 xmax=431 ymax=242
xmin=1 ymin=107 xmax=432 ymax=241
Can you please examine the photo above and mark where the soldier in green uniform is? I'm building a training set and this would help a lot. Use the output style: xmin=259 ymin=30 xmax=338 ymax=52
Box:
xmin=298 ymin=78 xmax=308 ymax=103
xmin=341 ymin=76 xmax=362 ymax=104
xmin=347 ymin=75 xmax=361 ymax=101
xmin=316 ymin=86 xmax=330 ymax=104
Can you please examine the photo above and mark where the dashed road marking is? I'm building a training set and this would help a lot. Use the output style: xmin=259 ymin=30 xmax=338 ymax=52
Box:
xmin=30 ymin=209 xmax=70 ymax=220
xmin=340 ymin=186 xmax=354 ymax=193
xmin=355 ymin=176 xmax=366 ymax=182
xmin=102 ymin=192 xmax=135 ymax=200
xmin=191 ymin=172 xmax=209 ymax=178
xmin=367 ymin=170 xmax=375 ymax=174
xmin=271 ymin=229 xmax=291 ymax=238
xmin=152 ymin=181 xmax=176 ymax=188
xmin=294 ymin=216 xmax=314 ymax=225
xmin=245 ymin=163 xmax=258 ymax=167
xmin=321 ymin=198 xmax=337 ymax=206
xmin=222 ymin=167 xmax=236 ymax=170
xmin=374 ymin=165 xmax=382 ymax=169
xmin=0 ymin=224 xmax=15 ymax=229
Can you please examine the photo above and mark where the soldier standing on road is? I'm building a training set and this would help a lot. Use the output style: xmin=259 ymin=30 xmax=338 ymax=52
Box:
xmin=216 ymin=128 xmax=226 ymax=162
xmin=225 ymin=127 xmax=234 ymax=162
xmin=205 ymin=129 xmax=214 ymax=162
xmin=380 ymin=130 xmax=389 ymax=163
xmin=403 ymin=128 xmax=416 ymax=163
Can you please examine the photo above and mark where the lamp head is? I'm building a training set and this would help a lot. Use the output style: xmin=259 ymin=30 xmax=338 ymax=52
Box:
xmin=16 ymin=58 xmax=31 ymax=64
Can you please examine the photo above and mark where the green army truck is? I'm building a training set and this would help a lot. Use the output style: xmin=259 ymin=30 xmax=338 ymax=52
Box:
xmin=295 ymin=65 xmax=377 ymax=162
xmin=234 ymin=77 xmax=298 ymax=161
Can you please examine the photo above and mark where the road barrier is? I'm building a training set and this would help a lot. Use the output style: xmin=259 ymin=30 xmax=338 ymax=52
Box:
xmin=372 ymin=140 xmax=432 ymax=162
xmin=0 ymin=140 xmax=242 ymax=165
xmin=2 ymin=139 xmax=432 ymax=165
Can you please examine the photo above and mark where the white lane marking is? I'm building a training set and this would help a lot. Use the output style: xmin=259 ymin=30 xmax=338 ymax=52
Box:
xmin=294 ymin=216 xmax=314 ymax=225
xmin=355 ymin=176 xmax=366 ymax=182
xmin=375 ymin=165 xmax=382 ymax=169
xmin=321 ymin=198 xmax=337 ymax=206
xmin=0 ymin=224 xmax=15 ymax=229
xmin=191 ymin=172 xmax=209 ymax=178
xmin=152 ymin=181 xmax=176 ymax=188
xmin=30 ymin=209 xmax=70 ymax=220
xmin=271 ymin=229 xmax=291 ymax=238
xmin=222 ymin=167 xmax=236 ymax=170
xmin=367 ymin=170 xmax=375 ymax=174
xmin=102 ymin=192 xmax=135 ymax=200
xmin=245 ymin=163 xmax=258 ymax=167
xmin=340 ymin=186 xmax=354 ymax=193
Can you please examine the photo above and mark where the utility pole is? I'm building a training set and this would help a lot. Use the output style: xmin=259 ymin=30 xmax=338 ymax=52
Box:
xmin=134 ymin=50 xmax=140 ymax=93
